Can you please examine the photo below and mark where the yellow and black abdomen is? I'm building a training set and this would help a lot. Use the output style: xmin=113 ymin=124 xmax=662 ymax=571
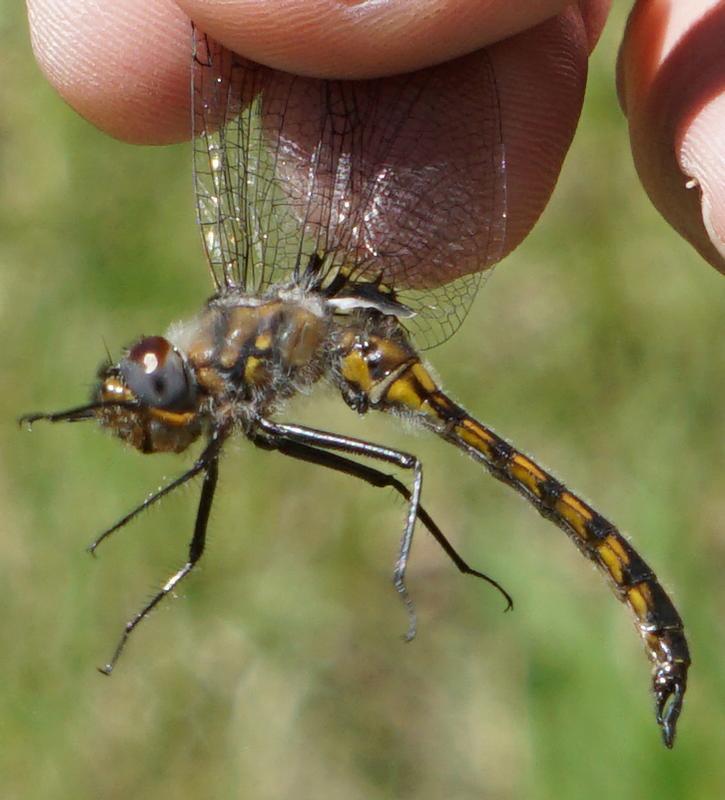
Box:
xmin=335 ymin=320 xmax=689 ymax=747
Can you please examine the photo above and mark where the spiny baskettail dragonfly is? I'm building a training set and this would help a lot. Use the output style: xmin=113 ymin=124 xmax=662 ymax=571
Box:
xmin=21 ymin=29 xmax=689 ymax=748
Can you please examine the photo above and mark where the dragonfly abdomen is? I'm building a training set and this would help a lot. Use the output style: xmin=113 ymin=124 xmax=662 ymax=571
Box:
xmin=436 ymin=401 xmax=691 ymax=747
xmin=335 ymin=321 xmax=690 ymax=747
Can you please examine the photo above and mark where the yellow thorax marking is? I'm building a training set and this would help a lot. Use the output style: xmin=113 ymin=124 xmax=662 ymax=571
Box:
xmin=149 ymin=408 xmax=197 ymax=427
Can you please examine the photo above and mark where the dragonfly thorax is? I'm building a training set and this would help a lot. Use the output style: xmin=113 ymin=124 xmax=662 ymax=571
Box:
xmin=97 ymin=289 xmax=341 ymax=454
xmin=175 ymin=290 xmax=334 ymax=411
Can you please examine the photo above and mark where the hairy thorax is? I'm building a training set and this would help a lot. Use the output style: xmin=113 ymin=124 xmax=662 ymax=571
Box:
xmin=167 ymin=288 xmax=334 ymax=423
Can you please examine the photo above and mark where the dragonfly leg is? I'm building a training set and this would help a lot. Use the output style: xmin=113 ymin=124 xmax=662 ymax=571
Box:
xmin=254 ymin=417 xmax=422 ymax=640
xmin=87 ymin=454 xmax=210 ymax=556
xmin=250 ymin=430 xmax=513 ymax=610
xmin=98 ymin=435 xmax=224 ymax=674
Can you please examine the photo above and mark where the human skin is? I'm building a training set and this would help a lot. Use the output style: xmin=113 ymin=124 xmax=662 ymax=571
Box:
xmin=26 ymin=0 xmax=725 ymax=272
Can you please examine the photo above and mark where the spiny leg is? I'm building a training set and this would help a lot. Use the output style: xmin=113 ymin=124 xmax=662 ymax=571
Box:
xmin=19 ymin=400 xmax=137 ymax=427
xmin=255 ymin=417 xmax=423 ymax=640
xmin=98 ymin=445 xmax=222 ymax=675
xmin=87 ymin=452 xmax=212 ymax=556
xmin=24 ymin=407 xmax=223 ymax=556
xmin=251 ymin=431 xmax=513 ymax=610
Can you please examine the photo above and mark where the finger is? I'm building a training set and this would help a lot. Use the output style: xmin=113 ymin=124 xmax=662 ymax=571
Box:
xmin=26 ymin=0 xmax=589 ymax=262
xmin=27 ymin=0 xmax=191 ymax=144
xmin=578 ymin=0 xmax=611 ymax=52
xmin=27 ymin=0 xmax=594 ymax=148
xmin=493 ymin=7 xmax=589 ymax=253
xmin=177 ymin=0 xmax=574 ymax=79
xmin=244 ymin=9 xmax=587 ymax=282
xmin=618 ymin=0 xmax=725 ymax=272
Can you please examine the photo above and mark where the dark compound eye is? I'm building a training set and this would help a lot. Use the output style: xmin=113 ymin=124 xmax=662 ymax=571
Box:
xmin=119 ymin=336 xmax=196 ymax=410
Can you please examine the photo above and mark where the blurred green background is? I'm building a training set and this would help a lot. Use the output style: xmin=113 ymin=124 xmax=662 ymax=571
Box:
xmin=2 ymin=4 xmax=724 ymax=799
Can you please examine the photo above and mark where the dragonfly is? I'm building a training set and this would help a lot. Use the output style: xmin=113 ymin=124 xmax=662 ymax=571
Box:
xmin=21 ymin=30 xmax=689 ymax=748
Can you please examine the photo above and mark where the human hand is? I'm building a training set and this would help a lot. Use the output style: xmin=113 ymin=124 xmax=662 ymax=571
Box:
xmin=26 ymin=0 xmax=725 ymax=272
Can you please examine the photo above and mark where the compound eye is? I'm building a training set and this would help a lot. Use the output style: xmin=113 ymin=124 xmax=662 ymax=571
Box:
xmin=119 ymin=336 xmax=195 ymax=410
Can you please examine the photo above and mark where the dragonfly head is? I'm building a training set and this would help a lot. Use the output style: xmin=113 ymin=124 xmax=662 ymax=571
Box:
xmin=94 ymin=335 xmax=201 ymax=453
xmin=20 ymin=336 xmax=202 ymax=455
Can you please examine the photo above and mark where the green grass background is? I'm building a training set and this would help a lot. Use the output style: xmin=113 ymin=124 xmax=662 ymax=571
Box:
xmin=2 ymin=5 xmax=724 ymax=799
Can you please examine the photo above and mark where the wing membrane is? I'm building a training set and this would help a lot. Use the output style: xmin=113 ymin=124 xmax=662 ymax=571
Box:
xmin=192 ymin=31 xmax=506 ymax=348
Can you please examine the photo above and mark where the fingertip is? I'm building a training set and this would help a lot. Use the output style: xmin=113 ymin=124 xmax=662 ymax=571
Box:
xmin=28 ymin=0 xmax=192 ymax=144
xmin=492 ymin=7 xmax=589 ymax=252
xmin=178 ymin=0 xmax=569 ymax=78
xmin=680 ymin=95 xmax=725 ymax=264
xmin=619 ymin=0 xmax=725 ymax=273
xmin=25 ymin=0 xmax=592 ymax=264
xmin=578 ymin=0 xmax=611 ymax=52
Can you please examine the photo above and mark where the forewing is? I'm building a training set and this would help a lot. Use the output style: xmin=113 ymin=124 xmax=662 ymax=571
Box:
xmin=193 ymin=31 xmax=506 ymax=347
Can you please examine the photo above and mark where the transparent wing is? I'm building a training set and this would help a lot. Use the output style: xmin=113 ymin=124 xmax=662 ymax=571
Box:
xmin=192 ymin=31 xmax=506 ymax=349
